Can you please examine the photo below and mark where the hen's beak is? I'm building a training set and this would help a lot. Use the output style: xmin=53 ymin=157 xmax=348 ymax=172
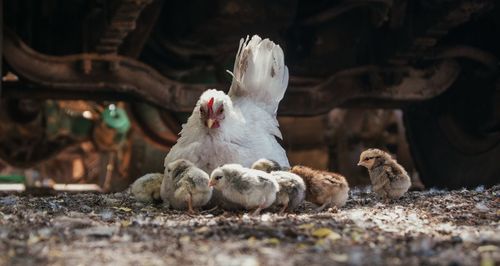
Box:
xmin=207 ymin=118 xmax=216 ymax=129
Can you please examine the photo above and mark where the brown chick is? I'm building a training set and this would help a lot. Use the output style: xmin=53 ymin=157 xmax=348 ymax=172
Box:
xmin=357 ymin=148 xmax=411 ymax=200
xmin=291 ymin=165 xmax=349 ymax=211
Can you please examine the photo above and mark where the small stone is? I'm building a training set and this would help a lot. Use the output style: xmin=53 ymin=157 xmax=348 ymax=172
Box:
xmin=475 ymin=203 xmax=489 ymax=212
xmin=75 ymin=226 xmax=118 ymax=237
xmin=0 ymin=196 xmax=17 ymax=206
xmin=80 ymin=205 xmax=92 ymax=213
xmin=133 ymin=202 xmax=145 ymax=208
xmin=215 ymin=254 xmax=259 ymax=266
xmin=99 ymin=210 xmax=114 ymax=221
xmin=450 ymin=235 xmax=462 ymax=244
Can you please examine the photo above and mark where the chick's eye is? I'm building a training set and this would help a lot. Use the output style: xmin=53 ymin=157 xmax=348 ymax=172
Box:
xmin=215 ymin=175 xmax=223 ymax=180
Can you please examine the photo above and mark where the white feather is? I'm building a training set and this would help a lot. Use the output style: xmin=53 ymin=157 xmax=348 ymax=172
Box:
xmin=228 ymin=35 xmax=289 ymax=115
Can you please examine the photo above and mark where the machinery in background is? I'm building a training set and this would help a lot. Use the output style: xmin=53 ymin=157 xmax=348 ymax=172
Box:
xmin=0 ymin=100 xmax=142 ymax=192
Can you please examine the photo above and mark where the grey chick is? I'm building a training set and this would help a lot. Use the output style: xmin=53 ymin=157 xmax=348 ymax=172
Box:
xmin=358 ymin=148 xmax=411 ymax=200
xmin=251 ymin=159 xmax=305 ymax=213
xmin=209 ymin=164 xmax=279 ymax=215
xmin=160 ymin=159 xmax=213 ymax=213
xmin=251 ymin=158 xmax=289 ymax=173
xmin=269 ymin=171 xmax=306 ymax=213
xmin=130 ymin=173 xmax=163 ymax=203
xmin=291 ymin=165 xmax=349 ymax=211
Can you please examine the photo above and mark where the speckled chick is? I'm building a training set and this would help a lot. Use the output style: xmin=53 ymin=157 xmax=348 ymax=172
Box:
xmin=130 ymin=173 xmax=163 ymax=203
xmin=160 ymin=159 xmax=213 ymax=213
xmin=251 ymin=158 xmax=289 ymax=173
xmin=209 ymin=164 xmax=279 ymax=215
xmin=251 ymin=159 xmax=305 ymax=213
xmin=270 ymin=171 xmax=306 ymax=213
xmin=291 ymin=165 xmax=349 ymax=211
xmin=358 ymin=148 xmax=411 ymax=200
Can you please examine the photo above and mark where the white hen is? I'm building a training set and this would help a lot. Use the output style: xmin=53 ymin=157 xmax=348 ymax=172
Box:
xmin=164 ymin=35 xmax=290 ymax=173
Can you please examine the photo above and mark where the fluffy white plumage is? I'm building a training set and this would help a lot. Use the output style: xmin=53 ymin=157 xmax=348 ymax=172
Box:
xmin=164 ymin=35 xmax=290 ymax=173
xmin=209 ymin=164 xmax=279 ymax=214
xmin=160 ymin=159 xmax=213 ymax=212
xmin=228 ymin=35 xmax=289 ymax=115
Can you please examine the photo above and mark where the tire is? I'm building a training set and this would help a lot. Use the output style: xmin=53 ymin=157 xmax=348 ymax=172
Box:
xmin=404 ymin=71 xmax=500 ymax=189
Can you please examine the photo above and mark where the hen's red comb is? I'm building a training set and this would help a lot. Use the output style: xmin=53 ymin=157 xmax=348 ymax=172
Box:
xmin=207 ymin=97 xmax=214 ymax=111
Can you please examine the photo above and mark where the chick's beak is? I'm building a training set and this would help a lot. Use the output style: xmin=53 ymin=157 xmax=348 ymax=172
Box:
xmin=357 ymin=161 xmax=362 ymax=166
xmin=208 ymin=179 xmax=215 ymax=187
xmin=207 ymin=118 xmax=216 ymax=129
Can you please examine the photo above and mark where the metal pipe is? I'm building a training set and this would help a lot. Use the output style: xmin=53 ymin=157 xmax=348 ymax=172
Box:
xmin=3 ymin=29 xmax=209 ymax=112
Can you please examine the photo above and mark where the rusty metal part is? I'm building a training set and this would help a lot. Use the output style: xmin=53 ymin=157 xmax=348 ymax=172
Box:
xmin=280 ymin=60 xmax=461 ymax=115
xmin=115 ymin=0 xmax=179 ymax=148
xmin=429 ymin=46 xmax=499 ymax=71
xmin=415 ymin=1 xmax=493 ymax=49
xmin=96 ymin=0 xmax=153 ymax=54
xmin=301 ymin=0 xmax=393 ymax=26
xmin=389 ymin=0 xmax=494 ymax=64
xmin=159 ymin=110 xmax=182 ymax=134
xmin=3 ymin=30 xmax=209 ymax=112
xmin=128 ymin=103 xmax=179 ymax=147
xmin=120 ymin=0 xmax=164 ymax=57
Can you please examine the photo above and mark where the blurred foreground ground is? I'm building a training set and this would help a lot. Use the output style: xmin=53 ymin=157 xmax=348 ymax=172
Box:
xmin=0 ymin=186 xmax=498 ymax=266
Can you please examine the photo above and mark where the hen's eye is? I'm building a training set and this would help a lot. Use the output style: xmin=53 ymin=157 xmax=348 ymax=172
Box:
xmin=215 ymin=175 xmax=223 ymax=180
xmin=200 ymin=109 xmax=205 ymax=115
xmin=219 ymin=108 xmax=224 ymax=114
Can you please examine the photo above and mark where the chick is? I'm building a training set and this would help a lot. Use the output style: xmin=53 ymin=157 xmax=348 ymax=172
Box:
xmin=209 ymin=164 xmax=279 ymax=215
xmin=130 ymin=173 xmax=163 ymax=203
xmin=160 ymin=159 xmax=213 ymax=213
xmin=251 ymin=158 xmax=287 ymax=173
xmin=251 ymin=159 xmax=305 ymax=213
xmin=291 ymin=165 xmax=349 ymax=211
xmin=357 ymin=148 xmax=411 ymax=200
xmin=270 ymin=171 xmax=306 ymax=213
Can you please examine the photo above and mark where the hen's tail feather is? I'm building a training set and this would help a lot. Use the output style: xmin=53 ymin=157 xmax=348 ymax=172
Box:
xmin=228 ymin=35 xmax=289 ymax=115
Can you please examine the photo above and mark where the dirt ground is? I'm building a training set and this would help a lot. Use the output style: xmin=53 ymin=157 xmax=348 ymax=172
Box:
xmin=0 ymin=186 xmax=498 ymax=266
